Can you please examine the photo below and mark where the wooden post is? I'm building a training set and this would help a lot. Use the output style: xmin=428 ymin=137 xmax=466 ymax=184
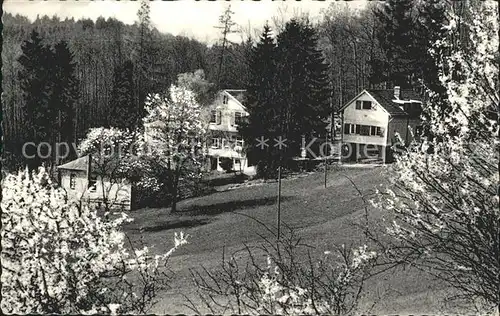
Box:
xmin=326 ymin=82 xmax=334 ymax=188
xmin=324 ymin=130 xmax=328 ymax=189
xmin=277 ymin=165 xmax=282 ymax=240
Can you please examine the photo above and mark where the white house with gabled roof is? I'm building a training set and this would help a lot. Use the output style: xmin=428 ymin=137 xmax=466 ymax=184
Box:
xmin=339 ymin=86 xmax=423 ymax=162
xmin=207 ymin=89 xmax=254 ymax=173
xmin=57 ymin=155 xmax=132 ymax=210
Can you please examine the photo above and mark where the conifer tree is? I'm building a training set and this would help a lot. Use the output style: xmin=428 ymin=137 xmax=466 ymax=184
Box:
xmin=274 ymin=19 xmax=330 ymax=159
xmin=109 ymin=60 xmax=136 ymax=130
xmin=132 ymin=0 xmax=154 ymax=130
xmin=18 ymin=30 xmax=53 ymax=170
xmin=370 ymin=0 xmax=416 ymax=89
xmin=51 ymin=40 xmax=79 ymax=162
xmin=415 ymin=0 xmax=447 ymax=95
xmin=239 ymin=23 xmax=281 ymax=178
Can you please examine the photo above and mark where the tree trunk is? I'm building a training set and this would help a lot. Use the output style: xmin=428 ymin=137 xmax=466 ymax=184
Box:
xmin=171 ymin=170 xmax=180 ymax=213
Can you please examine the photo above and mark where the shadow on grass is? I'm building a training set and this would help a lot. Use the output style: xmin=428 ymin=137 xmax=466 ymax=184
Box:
xmin=203 ymin=173 xmax=250 ymax=187
xmin=142 ymin=218 xmax=212 ymax=232
xmin=180 ymin=196 xmax=295 ymax=216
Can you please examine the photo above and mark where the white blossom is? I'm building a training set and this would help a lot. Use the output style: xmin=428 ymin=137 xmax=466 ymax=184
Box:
xmin=1 ymin=168 xmax=188 ymax=314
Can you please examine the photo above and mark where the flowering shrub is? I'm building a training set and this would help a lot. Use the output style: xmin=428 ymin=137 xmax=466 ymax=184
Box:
xmin=373 ymin=1 xmax=499 ymax=307
xmin=189 ymin=227 xmax=376 ymax=315
xmin=1 ymin=168 xmax=188 ymax=314
xmin=253 ymin=245 xmax=377 ymax=315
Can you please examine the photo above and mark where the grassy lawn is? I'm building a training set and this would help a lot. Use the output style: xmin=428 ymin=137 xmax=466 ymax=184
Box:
xmin=124 ymin=165 xmax=470 ymax=314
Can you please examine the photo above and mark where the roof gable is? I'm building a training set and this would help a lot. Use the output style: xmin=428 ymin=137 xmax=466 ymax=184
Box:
xmin=340 ymin=90 xmax=389 ymax=114
xmin=223 ymin=89 xmax=247 ymax=111
xmin=341 ymin=88 xmax=424 ymax=116
xmin=57 ymin=155 xmax=89 ymax=171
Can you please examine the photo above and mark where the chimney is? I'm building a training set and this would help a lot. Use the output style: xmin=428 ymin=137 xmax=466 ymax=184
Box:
xmin=393 ymin=86 xmax=400 ymax=100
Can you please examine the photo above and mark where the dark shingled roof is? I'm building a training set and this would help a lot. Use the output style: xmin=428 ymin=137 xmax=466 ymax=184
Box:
xmin=57 ymin=155 xmax=125 ymax=177
xmin=57 ymin=155 xmax=89 ymax=171
xmin=366 ymin=89 xmax=423 ymax=116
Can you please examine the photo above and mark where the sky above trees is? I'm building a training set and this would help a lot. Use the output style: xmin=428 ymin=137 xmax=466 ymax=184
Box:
xmin=3 ymin=0 xmax=367 ymax=43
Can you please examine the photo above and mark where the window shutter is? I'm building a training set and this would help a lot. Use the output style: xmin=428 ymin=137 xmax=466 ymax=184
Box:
xmin=355 ymin=101 xmax=361 ymax=109
xmin=355 ymin=124 xmax=361 ymax=134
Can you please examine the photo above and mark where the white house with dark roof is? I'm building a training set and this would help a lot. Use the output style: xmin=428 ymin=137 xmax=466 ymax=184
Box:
xmin=207 ymin=89 xmax=254 ymax=173
xmin=339 ymin=86 xmax=423 ymax=162
xmin=57 ymin=155 xmax=132 ymax=210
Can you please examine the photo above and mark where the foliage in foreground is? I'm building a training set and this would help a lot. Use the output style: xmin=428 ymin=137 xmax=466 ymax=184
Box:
xmin=188 ymin=227 xmax=376 ymax=315
xmin=373 ymin=1 xmax=499 ymax=308
xmin=1 ymin=168 xmax=187 ymax=314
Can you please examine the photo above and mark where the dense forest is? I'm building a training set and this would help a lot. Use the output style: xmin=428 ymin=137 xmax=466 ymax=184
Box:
xmin=2 ymin=7 xmax=250 ymax=170
xmin=2 ymin=0 xmax=472 ymax=171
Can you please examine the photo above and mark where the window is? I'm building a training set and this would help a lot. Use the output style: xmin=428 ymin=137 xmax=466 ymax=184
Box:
xmin=223 ymin=95 xmax=229 ymax=104
xmin=89 ymin=175 xmax=97 ymax=192
xmin=344 ymin=123 xmax=351 ymax=135
xmin=210 ymin=110 xmax=217 ymax=123
xmin=360 ymin=125 xmax=370 ymax=136
xmin=235 ymin=136 xmax=244 ymax=147
xmin=222 ymin=138 xmax=231 ymax=149
xmin=70 ymin=173 xmax=76 ymax=190
xmin=355 ymin=100 xmax=362 ymax=109
xmin=234 ymin=112 xmax=243 ymax=126
xmin=362 ymin=101 xmax=372 ymax=109
xmin=345 ymin=124 xmax=384 ymax=136
xmin=211 ymin=137 xmax=220 ymax=148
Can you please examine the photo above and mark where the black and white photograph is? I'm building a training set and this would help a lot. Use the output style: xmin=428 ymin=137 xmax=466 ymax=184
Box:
xmin=1 ymin=0 xmax=499 ymax=314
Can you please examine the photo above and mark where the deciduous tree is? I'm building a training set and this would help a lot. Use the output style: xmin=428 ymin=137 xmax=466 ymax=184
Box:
xmin=142 ymin=85 xmax=206 ymax=212
xmin=372 ymin=2 xmax=499 ymax=309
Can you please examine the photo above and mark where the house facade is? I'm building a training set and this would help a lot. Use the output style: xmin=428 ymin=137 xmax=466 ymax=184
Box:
xmin=57 ymin=155 xmax=132 ymax=210
xmin=206 ymin=89 xmax=254 ymax=173
xmin=340 ymin=86 xmax=423 ymax=162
